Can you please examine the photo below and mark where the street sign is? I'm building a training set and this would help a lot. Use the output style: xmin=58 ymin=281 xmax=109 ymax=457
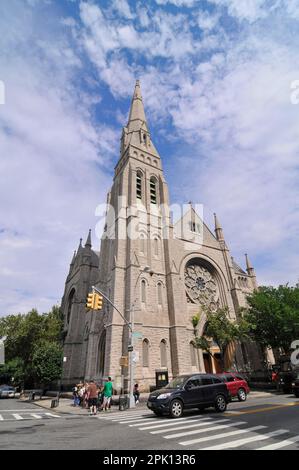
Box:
xmin=128 ymin=345 xmax=133 ymax=352
xmin=132 ymin=351 xmax=139 ymax=363
xmin=119 ymin=356 xmax=128 ymax=367
xmin=132 ymin=331 xmax=143 ymax=339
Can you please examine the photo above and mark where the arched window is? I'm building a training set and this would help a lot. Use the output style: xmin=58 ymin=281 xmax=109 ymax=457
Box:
xmin=142 ymin=339 xmax=149 ymax=367
xmin=97 ymin=330 xmax=106 ymax=375
xmin=140 ymin=233 xmax=146 ymax=254
xmin=190 ymin=341 xmax=196 ymax=367
xmin=141 ymin=279 xmax=146 ymax=303
xmin=154 ymin=237 xmax=159 ymax=256
xmin=67 ymin=288 xmax=75 ymax=324
xmin=160 ymin=340 xmax=167 ymax=367
xmin=136 ymin=170 xmax=143 ymax=200
xmin=150 ymin=177 xmax=157 ymax=204
xmin=157 ymin=282 xmax=162 ymax=305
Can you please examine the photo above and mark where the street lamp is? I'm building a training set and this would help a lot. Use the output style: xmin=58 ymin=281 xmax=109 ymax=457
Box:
xmin=128 ymin=265 xmax=153 ymax=409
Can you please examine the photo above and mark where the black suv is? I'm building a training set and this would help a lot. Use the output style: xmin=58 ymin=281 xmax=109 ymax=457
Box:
xmin=147 ymin=373 xmax=229 ymax=418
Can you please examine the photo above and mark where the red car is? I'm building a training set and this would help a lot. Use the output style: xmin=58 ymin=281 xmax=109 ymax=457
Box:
xmin=217 ymin=373 xmax=250 ymax=402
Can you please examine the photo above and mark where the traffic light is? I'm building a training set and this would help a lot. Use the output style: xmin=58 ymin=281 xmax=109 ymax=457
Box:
xmin=94 ymin=293 xmax=103 ymax=310
xmin=86 ymin=292 xmax=95 ymax=309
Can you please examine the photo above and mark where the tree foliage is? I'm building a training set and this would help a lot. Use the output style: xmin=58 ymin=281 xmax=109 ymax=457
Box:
xmin=32 ymin=341 xmax=62 ymax=385
xmin=193 ymin=307 xmax=248 ymax=369
xmin=244 ymin=285 xmax=299 ymax=353
xmin=0 ymin=306 xmax=63 ymax=387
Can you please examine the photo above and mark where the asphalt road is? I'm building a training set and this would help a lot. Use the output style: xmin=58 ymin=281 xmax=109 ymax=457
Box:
xmin=0 ymin=393 xmax=299 ymax=450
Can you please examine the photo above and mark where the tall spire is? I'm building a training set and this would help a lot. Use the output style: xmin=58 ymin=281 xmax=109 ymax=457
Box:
xmin=127 ymin=80 xmax=148 ymax=133
xmin=214 ymin=213 xmax=224 ymax=242
xmin=245 ymin=253 xmax=254 ymax=275
xmin=85 ymin=229 xmax=92 ymax=248
xmin=77 ymin=237 xmax=83 ymax=254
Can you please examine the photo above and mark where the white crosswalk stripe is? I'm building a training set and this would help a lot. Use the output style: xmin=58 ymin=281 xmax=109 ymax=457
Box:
xmin=139 ymin=416 xmax=213 ymax=431
xmin=257 ymin=435 xmax=299 ymax=450
xmin=180 ymin=425 xmax=266 ymax=446
xmin=163 ymin=420 xmax=246 ymax=439
xmin=202 ymin=429 xmax=289 ymax=450
xmin=150 ymin=417 xmax=221 ymax=434
xmin=97 ymin=409 xmax=299 ymax=450
xmin=0 ymin=412 xmax=61 ymax=421
xmin=144 ymin=418 xmax=217 ymax=432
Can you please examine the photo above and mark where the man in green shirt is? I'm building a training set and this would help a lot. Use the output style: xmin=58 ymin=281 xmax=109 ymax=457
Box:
xmin=102 ymin=377 xmax=113 ymax=411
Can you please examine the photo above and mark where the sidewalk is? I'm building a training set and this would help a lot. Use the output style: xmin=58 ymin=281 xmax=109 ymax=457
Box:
xmin=19 ymin=394 xmax=148 ymax=416
xmin=19 ymin=390 xmax=275 ymax=416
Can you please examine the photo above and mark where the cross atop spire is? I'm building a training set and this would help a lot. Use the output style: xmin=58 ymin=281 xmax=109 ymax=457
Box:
xmin=127 ymin=80 xmax=148 ymax=133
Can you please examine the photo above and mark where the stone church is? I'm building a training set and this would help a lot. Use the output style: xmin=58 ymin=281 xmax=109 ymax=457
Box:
xmin=61 ymin=81 xmax=263 ymax=391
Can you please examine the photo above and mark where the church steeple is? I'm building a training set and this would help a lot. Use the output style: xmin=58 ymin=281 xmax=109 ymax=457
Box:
xmin=214 ymin=213 xmax=225 ymax=242
xmin=127 ymin=80 xmax=148 ymax=133
xmin=85 ymin=229 xmax=92 ymax=249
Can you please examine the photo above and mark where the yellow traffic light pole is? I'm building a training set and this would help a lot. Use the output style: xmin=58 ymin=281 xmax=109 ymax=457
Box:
xmin=89 ymin=285 xmax=134 ymax=407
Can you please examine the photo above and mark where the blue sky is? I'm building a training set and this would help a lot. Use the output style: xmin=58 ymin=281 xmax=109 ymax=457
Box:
xmin=0 ymin=0 xmax=299 ymax=315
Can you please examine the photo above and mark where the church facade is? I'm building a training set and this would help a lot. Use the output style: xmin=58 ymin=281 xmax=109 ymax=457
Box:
xmin=61 ymin=81 xmax=263 ymax=391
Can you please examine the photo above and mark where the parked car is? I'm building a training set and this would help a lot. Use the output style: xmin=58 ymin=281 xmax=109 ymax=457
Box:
xmin=217 ymin=373 xmax=250 ymax=402
xmin=147 ymin=373 xmax=229 ymax=418
xmin=0 ymin=385 xmax=16 ymax=398
xmin=292 ymin=373 xmax=299 ymax=398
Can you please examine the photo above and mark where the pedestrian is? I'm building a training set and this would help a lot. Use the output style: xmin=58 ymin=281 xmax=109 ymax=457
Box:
xmin=133 ymin=383 xmax=140 ymax=404
xmin=72 ymin=385 xmax=78 ymax=406
xmin=87 ymin=380 xmax=98 ymax=416
xmin=102 ymin=376 xmax=113 ymax=412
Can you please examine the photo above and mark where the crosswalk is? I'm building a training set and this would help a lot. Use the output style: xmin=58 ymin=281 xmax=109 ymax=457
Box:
xmin=98 ymin=409 xmax=299 ymax=450
xmin=0 ymin=411 xmax=61 ymax=422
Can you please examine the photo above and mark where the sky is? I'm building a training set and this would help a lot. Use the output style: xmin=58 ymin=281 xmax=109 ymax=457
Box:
xmin=0 ymin=0 xmax=299 ymax=316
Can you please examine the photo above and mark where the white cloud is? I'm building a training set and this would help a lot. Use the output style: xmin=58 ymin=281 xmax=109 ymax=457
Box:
xmin=0 ymin=1 xmax=118 ymax=315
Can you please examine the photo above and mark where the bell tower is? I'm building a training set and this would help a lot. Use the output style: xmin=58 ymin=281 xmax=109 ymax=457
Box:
xmin=85 ymin=81 xmax=173 ymax=389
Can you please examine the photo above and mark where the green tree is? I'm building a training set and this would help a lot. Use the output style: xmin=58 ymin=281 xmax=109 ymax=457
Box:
xmin=32 ymin=341 xmax=63 ymax=386
xmin=0 ymin=306 xmax=63 ymax=387
xmin=193 ymin=307 xmax=248 ymax=370
xmin=245 ymin=285 xmax=299 ymax=354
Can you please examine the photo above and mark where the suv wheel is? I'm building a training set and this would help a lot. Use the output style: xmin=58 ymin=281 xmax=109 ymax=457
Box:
xmin=215 ymin=395 xmax=227 ymax=413
xmin=170 ymin=399 xmax=183 ymax=418
xmin=237 ymin=388 xmax=247 ymax=402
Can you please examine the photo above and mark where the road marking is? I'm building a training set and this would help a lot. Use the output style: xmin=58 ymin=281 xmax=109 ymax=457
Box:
xmin=0 ymin=415 xmax=3 ymax=421
xmin=257 ymin=435 xmax=299 ymax=450
xmin=129 ymin=419 xmax=164 ymax=427
xmin=122 ymin=415 xmax=201 ymax=427
xmin=202 ymin=429 xmax=289 ymax=450
xmin=108 ymin=412 xmax=149 ymax=419
xmin=12 ymin=414 xmax=24 ymax=420
xmin=0 ymin=409 xmax=38 ymax=412
xmin=151 ymin=418 xmax=218 ymax=434
xmin=163 ymin=421 xmax=245 ymax=439
xmin=224 ymin=402 xmax=299 ymax=416
xmin=45 ymin=413 xmax=60 ymax=418
xmin=117 ymin=417 xmax=160 ymax=424
xmin=30 ymin=414 xmax=42 ymax=419
xmin=139 ymin=416 xmax=215 ymax=431
xmin=180 ymin=425 xmax=266 ymax=446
